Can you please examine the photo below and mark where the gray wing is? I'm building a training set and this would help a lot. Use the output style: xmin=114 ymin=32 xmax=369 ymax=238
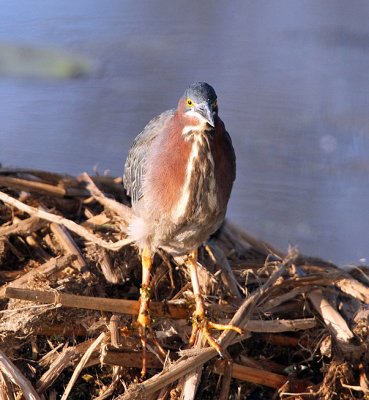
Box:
xmin=123 ymin=109 xmax=174 ymax=204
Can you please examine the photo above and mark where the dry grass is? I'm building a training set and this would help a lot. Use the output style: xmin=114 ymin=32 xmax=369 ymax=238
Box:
xmin=1 ymin=168 xmax=369 ymax=399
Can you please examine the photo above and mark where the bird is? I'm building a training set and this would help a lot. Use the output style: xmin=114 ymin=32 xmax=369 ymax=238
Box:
xmin=123 ymin=82 xmax=241 ymax=375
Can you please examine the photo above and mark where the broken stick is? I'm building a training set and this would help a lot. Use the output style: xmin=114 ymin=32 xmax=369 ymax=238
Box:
xmin=5 ymin=287 xmax=189 ymax=319
xmin=0 ymin=255 xmax=75 ymax=299
xmin=0 ymin=190 xmax=132 ymax=251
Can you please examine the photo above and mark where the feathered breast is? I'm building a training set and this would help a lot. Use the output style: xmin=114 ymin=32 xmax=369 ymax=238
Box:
xmin=143 ymin=114 xmax=192 ymax=216
xmin=140 ymin=113 xmax=235 ymax=231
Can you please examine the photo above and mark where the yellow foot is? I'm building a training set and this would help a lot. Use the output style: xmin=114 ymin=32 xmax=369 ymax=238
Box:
xmin=136 ymin=310 xmax=166 ymax=377
xmin=137 ymin=247 xmax=167 ymax=377
xmin=189 ymin=314 xmax=243 ymax=355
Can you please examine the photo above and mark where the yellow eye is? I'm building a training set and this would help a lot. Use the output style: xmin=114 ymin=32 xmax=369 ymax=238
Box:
xmin=186 ymin=98 xmax=193 ymax=107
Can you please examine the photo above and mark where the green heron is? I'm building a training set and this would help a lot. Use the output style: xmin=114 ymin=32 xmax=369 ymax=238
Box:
xmin=123 ymin=82 xmax=241 ymax=375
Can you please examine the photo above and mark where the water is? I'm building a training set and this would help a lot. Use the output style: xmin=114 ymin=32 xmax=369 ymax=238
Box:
xmin=0 ymin=1 xmax=368 ymax=265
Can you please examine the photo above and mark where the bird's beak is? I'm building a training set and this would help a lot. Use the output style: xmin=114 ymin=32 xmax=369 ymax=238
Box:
xmin=196 ymin=102 xmax=215 ymax=127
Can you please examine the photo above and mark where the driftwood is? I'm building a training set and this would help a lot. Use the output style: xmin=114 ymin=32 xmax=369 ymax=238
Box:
xmin=0 ymin=350 xmax=40 ymax=400
xmin=0 ymin=255 xmax=76 ymax=299
xmin=0 ymin=190 xmax=132 ymax=250
xmin=101 ymin=347 xmax=163 ymax=369
xmin=49 ymin=222 xmax=87 ymax=271
xmin=36 ymin=339 xmax=98 ymax=394
xmin=1 ymin=168 xmax=369 ymax=399
xmin=0 ymin=175 xmax=87 ymax=198
xmin=5 ymin=286 xmax=317 ymax=335
xmin=0 ymin=368 xmax=15 ymax=400
xmin=36 ymin=346 xmax=81 ymax=394
xmin=78 ymin=172 xmax=133 ymax=223
xmin=218 ymin=359 xmax=233 ymax=400
xmin=5 ymin=287 xmax=189 ymax=319
xmin=117 ymin=256 xmax=294 ymax=399
xmin=213 ymin=359 xmax=288 ymax=389
xmin=308 ymin=289 xmax=354 ymax=343
xmin=0 ymin=215 xmax=46 ymax=237
xmin=60 ymin=332 xmax=105 ymax=400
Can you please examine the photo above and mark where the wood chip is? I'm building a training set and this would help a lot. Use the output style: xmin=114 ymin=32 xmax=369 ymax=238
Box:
xmin=0 ymin=350 xmax=41 ymax=400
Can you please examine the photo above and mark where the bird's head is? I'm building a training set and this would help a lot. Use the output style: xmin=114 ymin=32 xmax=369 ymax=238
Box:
xmin=178 ymin=82 xmax=218 ymax=129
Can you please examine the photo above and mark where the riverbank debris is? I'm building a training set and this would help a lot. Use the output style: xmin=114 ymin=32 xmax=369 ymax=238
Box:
xmin=1 ymin=168 xmax=368 ymax=399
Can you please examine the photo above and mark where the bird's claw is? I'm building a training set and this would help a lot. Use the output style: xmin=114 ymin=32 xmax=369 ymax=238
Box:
xmin=136 ymin=311 xmax=166 ymax=377
xmin=189 ymin=313 xmax=243 ymax=356
xmin=135 ymin=247 xmax=168 ymax=377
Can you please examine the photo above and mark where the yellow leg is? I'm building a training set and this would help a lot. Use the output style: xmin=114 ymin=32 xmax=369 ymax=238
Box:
xmin=186 ymin=250 xmax=243 ymax=355
xmin=137 ymin=247 xmax=152 ymax=377
xmin=137 ymin=247 xmax=166 ymax=377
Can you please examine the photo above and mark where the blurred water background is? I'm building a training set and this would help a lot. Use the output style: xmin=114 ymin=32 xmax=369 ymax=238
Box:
xmin=0 ymin=1 xmax=368 ymax=265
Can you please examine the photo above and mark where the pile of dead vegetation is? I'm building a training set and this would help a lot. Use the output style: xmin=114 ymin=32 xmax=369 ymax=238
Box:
xmin=0 ymin=168 xmax=369 ymax=400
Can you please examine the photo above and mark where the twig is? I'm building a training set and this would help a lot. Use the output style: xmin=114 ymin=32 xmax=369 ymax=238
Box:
xmin=0 ymin=167 xmax=68 ymax=183
xmin=340 ymin=382 xmax=369 ymax=393
xmin=38 ymin=343 xmax=64 ymax=369
xmin=36 ymin=339 xmax=97 ymax=394
xmin=0 ymin=190 xmax=133 ymax=251
xmin=34 ymin=318 xmax=315 ymax=351
xmin=0 ymin=350 xmax=40 ymax=400
xmin=120 ymin=347 xmax=218 ymax=400
xmin=108 ymin=315 xmax=124 ymax=394
xmin=219 ymin=251 xmax=296 ymax=349
xmin=82 ymin=212 xmax=111 ymax=228
xmin=244 ymin=318 xmax=317 ymax=333
xmin=0 ymin=369 xmax=15 ymax=400
xmin=213 ymin=359 xmax=287 ymax=389
xmin=206 ymin=241 xmax=242 ymax=298
xmin=110 ymin=314 xmax=122 ymax=348
xmin=308 ymin=289 xmax=354 ymax=343
xmin=0 ymin=175 xmax=87 ymax=197
xmin=0 ymin=255 xmax=75 ymax=299
xmin=61 ymin=332 xmax=105 ymax=400
xmin=35 ymin=324 xmax=88 ymax=337
xmin=0 ymin=270 xmax=21 ymax=283
xmin=6 ymin=286 xmax=315 ymax=334
xmin=263 ymin=334 xmax=304 ymax=348
xmin=49 ymin=222 xmax=87 ymax=271
xmin=36 ymin=347 xmax=76 ymax=394
xmin=33 ymin=318 xmax=315 ymax=342
xmin=238 ymin=355 xmax=286 ymax=374
xmin=260 ymin=286 xmax=312 ymax=312
xmin=334 ymin=277 xmax=369 ymax=304
xmin=180 ymin=335 xmax=206 ymax=400
xmin=78 ymin=172 xmax=133 ymax=222
xmin=99 ymin=250 xmax=123 ymax=284
xmin=24 ymin=232 xmax=52 ymax=261
xmin=5 ymin=287 xmax=189 ymax=319
xmin=0 ymin=216 xmax=46 ymax=237
xmin=181 ymin=369 xmax=202 ymax=400
xmin=117 ymin=252 xmax=297 ymax=399
xmin=101 ymin=347 xmax=163 ymax=369
xmin=218 ymin=360 xmax=233 ymax=400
